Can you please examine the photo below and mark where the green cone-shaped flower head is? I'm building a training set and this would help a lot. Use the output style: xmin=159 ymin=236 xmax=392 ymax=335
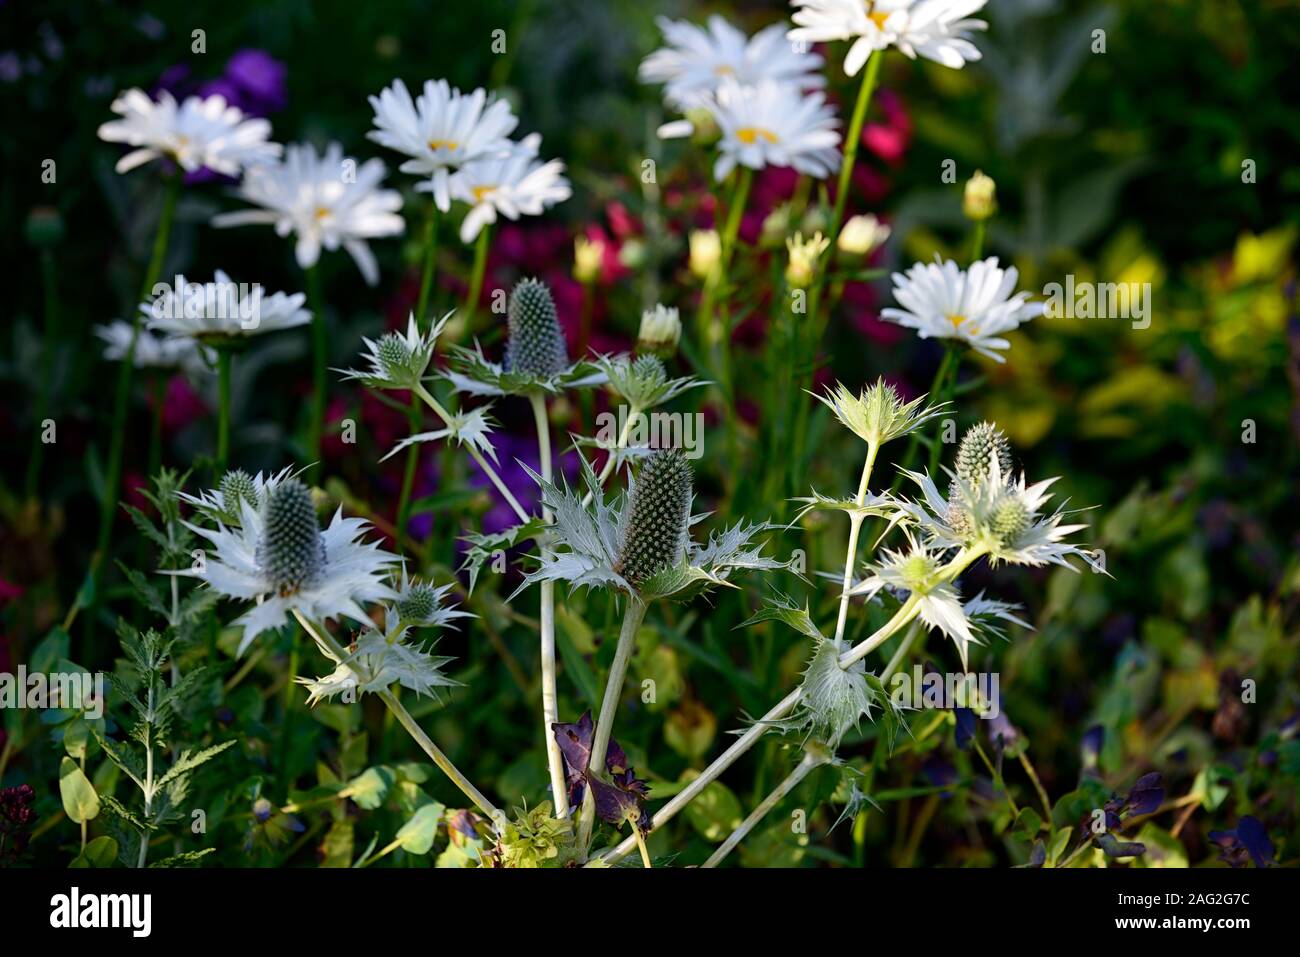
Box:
xmin=954 ymin=421 xmax=1013 ymax=490
xmin=256 ymin=478 xmax=326 ymax=595
xmin=505 ymin=278 xmax=568 ymax=376
xmin=220 ymin=468 xmax=259 ymax=516
xmin=396 ymin=582 xmax=439 ymax=623
xmin=618 ymin=448 xmax=693 ymax=585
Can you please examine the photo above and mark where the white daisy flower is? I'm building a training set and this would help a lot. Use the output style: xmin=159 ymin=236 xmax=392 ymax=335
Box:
xmin=639 ymin=15 xmax=824 ymax=109
xmin=789 ymin=0 xmax=988 ymax=77
xmin=97 ymin=88 xmax=281 ymax=176
xmin=437 ymin=134 xmax=571 ymax=243
xmin=143 ymin=270 xmax=310 ymax=345
xmin=96 ymin=320 xmax=211 ymax=374
xmin=176 ymin=477 xmax=399 ymax=654
xmin=661 ymin=80 xmax=841 ymax=182
xmin=367 ymin=78 xmax=519 ymax=212
xmin=880 ymin=256 xmax=1044 ymax=362
xmin=212 ymin=143 xmax=405 ymax=286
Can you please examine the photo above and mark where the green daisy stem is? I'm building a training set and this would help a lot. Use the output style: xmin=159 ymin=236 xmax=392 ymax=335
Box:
xmin=529 ymin=392 xmax=570 ymax=820
xmin=25 ymin=246 xmax=59 ymax=499
xmin=463 ymin=225 xmax=492 ymax=335
xmin=292 ymin=611 xmax=499 ymax=820
xmin=970 ymin=219 xmax=987 ymax=264
xmin=892 ymin=345 xmax=958 ymax=490
xmin=412 ymin=381 xmax=530 ymax=523
xmin=395 ymin=202 xmax=442 ymax=552
xmin=832 ymin=441 xmax=880 ymax=645
xmin=94 ymin=173 xmax=181 ymax=592
xmin=577 ymin=595 xmax=648 ymax=858
xmin=305 ymin=263 xmax=327 ymax=481
xmin=702 ymin=750 xmax=826 ymax=868
xmin=216 ymin=349 xmax=232 ymax=474
xmin=926 ymin=347 xmax=962 ymax=473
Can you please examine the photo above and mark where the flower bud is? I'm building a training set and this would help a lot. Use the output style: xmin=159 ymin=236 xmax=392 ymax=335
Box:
xmin=637 ymin=304 xmax=681 ymax=353
xmin=963 ymin=171 xmax=997 ymax=221
xmin=785 ymin=231 xmax=830 ymax=288
xmin=688 ymin=229 xmax=721 ymax=281
xmin=396 ymin=581 xmax=439 ymax=623
xmin=256 ymin=478 xmax=326 ymax=595
xmin=505 ymin=278 xmax=569 ymax=376
xmin=837 ymin=214 xmax=890 ymax=256
xmin=573 ymin=235 xmax=604 ymax=284
xmin=220 ymin=469 xmax=259 ymax=516
xmin=954 ymin=421 xmax=1013 ymax=490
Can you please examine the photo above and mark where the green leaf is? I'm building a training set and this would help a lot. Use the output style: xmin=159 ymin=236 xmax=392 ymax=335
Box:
xmin=341 ymin=766 xmax=395 ymax=810
xmin=738 ymin=594 xmax=826 ymax=642
xmin=70 ymin=836 xmax=119 ymax=868
xmin=394 ymin=802 xmax=446 ymax=855
xmin=155 ymin=740 xmax=237 ymax=792
xmin=63 ymin=719 xmax=90 ymax=760
xmin=90 ymin=729 xmax=145 ymax=791
xmin=321 ymin=820 xmax=355 ymax=868
xmin=60 ymin=757 xmax=101 ymax=824
xmin=1014 ymin=807 xmax=1043 ymax=840
xmin=682 ymin=776 xmax=742 ymax=842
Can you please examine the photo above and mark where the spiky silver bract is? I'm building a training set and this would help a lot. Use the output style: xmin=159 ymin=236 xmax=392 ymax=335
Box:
xmin=617 ymin=448 xmax=693 ymax=585
xmin=338 ymin=312 xmax=448 ymax=390
xmin=514 ymin=454 xmax=794 ymax=602
xmin=596 ymin=353 xmax=706 ymax=410
xmin=815 ymin=378 xmax=949 ymax=448
xmin=505 ymin=278 xmax=569 ymax=376
xmin=179 ymin=465 xmax=299 ymax=526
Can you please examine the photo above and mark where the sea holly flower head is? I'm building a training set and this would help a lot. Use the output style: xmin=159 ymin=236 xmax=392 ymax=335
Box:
xmin=176 ymin=477 xmax=399 ymax=654
xmin=815 ymin=378 xmax=949 ymax=449
xmin=338 ymin=311 xmax=449 ymax=391
xmin=881 ymin=256 xmax=1043 ymax=362
xmin=661 ymin=79 xmax=842 ymax=182
xmin=367 ymin=78 xmax=519 ymax=212
xmin=516 ymin=450 xmax=793 ymax=602
xmin=597 ymin=354 xmax=706 ymax=412
xmin=178 ymin=465 xmax=299 ymax=526
xmin=297 ymin=573 xmax=468 ymax=705
xmin=445 ymin=278 xmax=605 ymax=397
xmin=639 ymin=15 xmax=825 ymax=111
xmin=438 ymin=133 xmax=571 ymax=243
xmin=789 ymin=0 xmax=989 ymax=77
xmin=98 ymin=87 xmax=281 ymax=176
xmin=143 ymin=270 xmax=310 ymax=347
xmin=212 ymin=142 xmax=404 ymax=286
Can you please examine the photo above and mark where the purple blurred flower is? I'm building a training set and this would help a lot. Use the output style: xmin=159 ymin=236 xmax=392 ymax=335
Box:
xmin=1208 ymin=815 xmax=1273 ymax=868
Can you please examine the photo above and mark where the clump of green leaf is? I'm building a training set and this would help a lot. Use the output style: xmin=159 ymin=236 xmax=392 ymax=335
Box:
xmin=491 ymin=801 xmax=574 ymax=868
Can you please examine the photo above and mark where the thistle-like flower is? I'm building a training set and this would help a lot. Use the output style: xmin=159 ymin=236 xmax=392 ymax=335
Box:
xmin=178 ymin=466 xmax=298 ymax=526
xmin=297 ymin=573 xmax=470 ymax=705
xmin=881 ymin=256 xmax=1044 ymax=362
xmin=97 ymin=88 xmax=281 ymax=176
xmin=816 ymin=378 xmax=949 ymax=449
xmin=177 ymin=477 xmax=399 ymax=653
xmin=338 ymin=312 xmax=448 ymax=391
xmin=445 ymin=278 xmax=605 ymax=397
xmin=212 ymin=142 xmax=404 ymax=286
xmin=896 ymin=423 xmax=1106 ymax=574
xmin=517 ymin=453 xmax=793 ymax=602
xmin=639 ymin=15 xmax=825 ymax=110
xmin=596 ymin=354 xmax=705 ymax=412
xmin=143 ymin=270 xmax=310 ymax=347
xmin=367 ymin=78 xmax=519 ymax=212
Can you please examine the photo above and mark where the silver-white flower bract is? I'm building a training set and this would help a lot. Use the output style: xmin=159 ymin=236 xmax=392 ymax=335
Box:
xmin=143 ymin=270 xmax=310 ymax=344
xmin=379 ymin=404 xmax=502 ymax=466
xmin=177 ymin=494 xmax=399 ymax=655
xmin=97 ymin=88 xmax=281 ymax=176
xmin=880 ymin=256 xmax=1044 ymax=362
xmin=596 ymin=354 xmax=706 ymax=411
xmin=639 ymin=15 xmax=825 ymax=109
xmin=212 ymin=142 xmax=405 ymax=285
xmin=367 ymin=78 xmax=519 ymax=212
xmin=788 ymin=0 xmax=988 ymax=77
xmin=96 ymin=320 xmax=211 ymax=374
xmin=444 ymin=342 xmax=606 ymax=398
xmin=515 ymin=457 xmax=794 ymax=602
xmin=437 ymin=134 xmax=572 ymax=243
xmin=178 ymin=466 xmax=299 ymax=526
xmin=661 ymin=80 xmax=841 ymax=182
xmin=338 ymin=311 xmax=448 ymax=391
xmin=815 ymin=378 xmax=949 ymax=448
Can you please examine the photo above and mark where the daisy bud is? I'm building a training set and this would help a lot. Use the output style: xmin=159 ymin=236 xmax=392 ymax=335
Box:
xmin=573 ymin=235 xmax=604 ymax=284
xmin=760 ymin=203 xmax=793 ymax=247
xmin=837 ymin=214 xmax=890 ymax=256
xmin=505 ymin=278 xmax=569 ymax=377
xmin=220 ymin=469 xmax=259 ymax=516
xmin=256 ymin=478 xmax=326 ymax=595
xmin=688 ymin=229 xmax=721 ymax=281
xmin=684 ymin=106 xmax=720 ymax=145
xmin=618 ymin=447 xmax=693 ymax=585
xmin=963 ymin=171 xmax=997 ymax=222
xmin=637 ymin=304 xmax=681 ymax=354
xmin=785 ymin=231 xmax=830 ymax=288
xmin=954 ymin=421 xmax=1013 ymax=491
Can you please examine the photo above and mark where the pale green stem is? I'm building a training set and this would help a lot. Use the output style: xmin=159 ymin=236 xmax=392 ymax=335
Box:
xmin=305 ymin=263 xmax=327 ymax=480
xmin=582 ymin=404 xmax=638 ymax=508
xmin=463 ymin=225 xmax=491 ymax=333
xmin=832 ymin=443 xmax=879 ymax=646
xmin=216 ymin=349 xmax=232 ymax=474
xmin=292 ymin=610 xmax=499 ymax=820
xmin=412 ymin=381 xmax=530 ymax=523
xmin=702 ymin=751 xmax=826 ymax=868
xmin=577 ymin=596 xmax=647 ymax=857
xmin=530 ymin=393 xmax=569 ymax=819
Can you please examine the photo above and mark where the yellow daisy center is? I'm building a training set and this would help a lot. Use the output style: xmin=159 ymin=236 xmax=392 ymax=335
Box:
xmin=866 ymin=3 xmax=890 ymax=30
xmin=736 ymin=126 xmax=779 ymax=145
xmin=427 ymin=139 xmax=459 ymax=151
xmin=471 ymin=184 xmax=497 ymax=202
xmin=947 ymin=313 xmax=967 ymax=327
xmin=714 ymin=64 xmax=736 ymax=76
